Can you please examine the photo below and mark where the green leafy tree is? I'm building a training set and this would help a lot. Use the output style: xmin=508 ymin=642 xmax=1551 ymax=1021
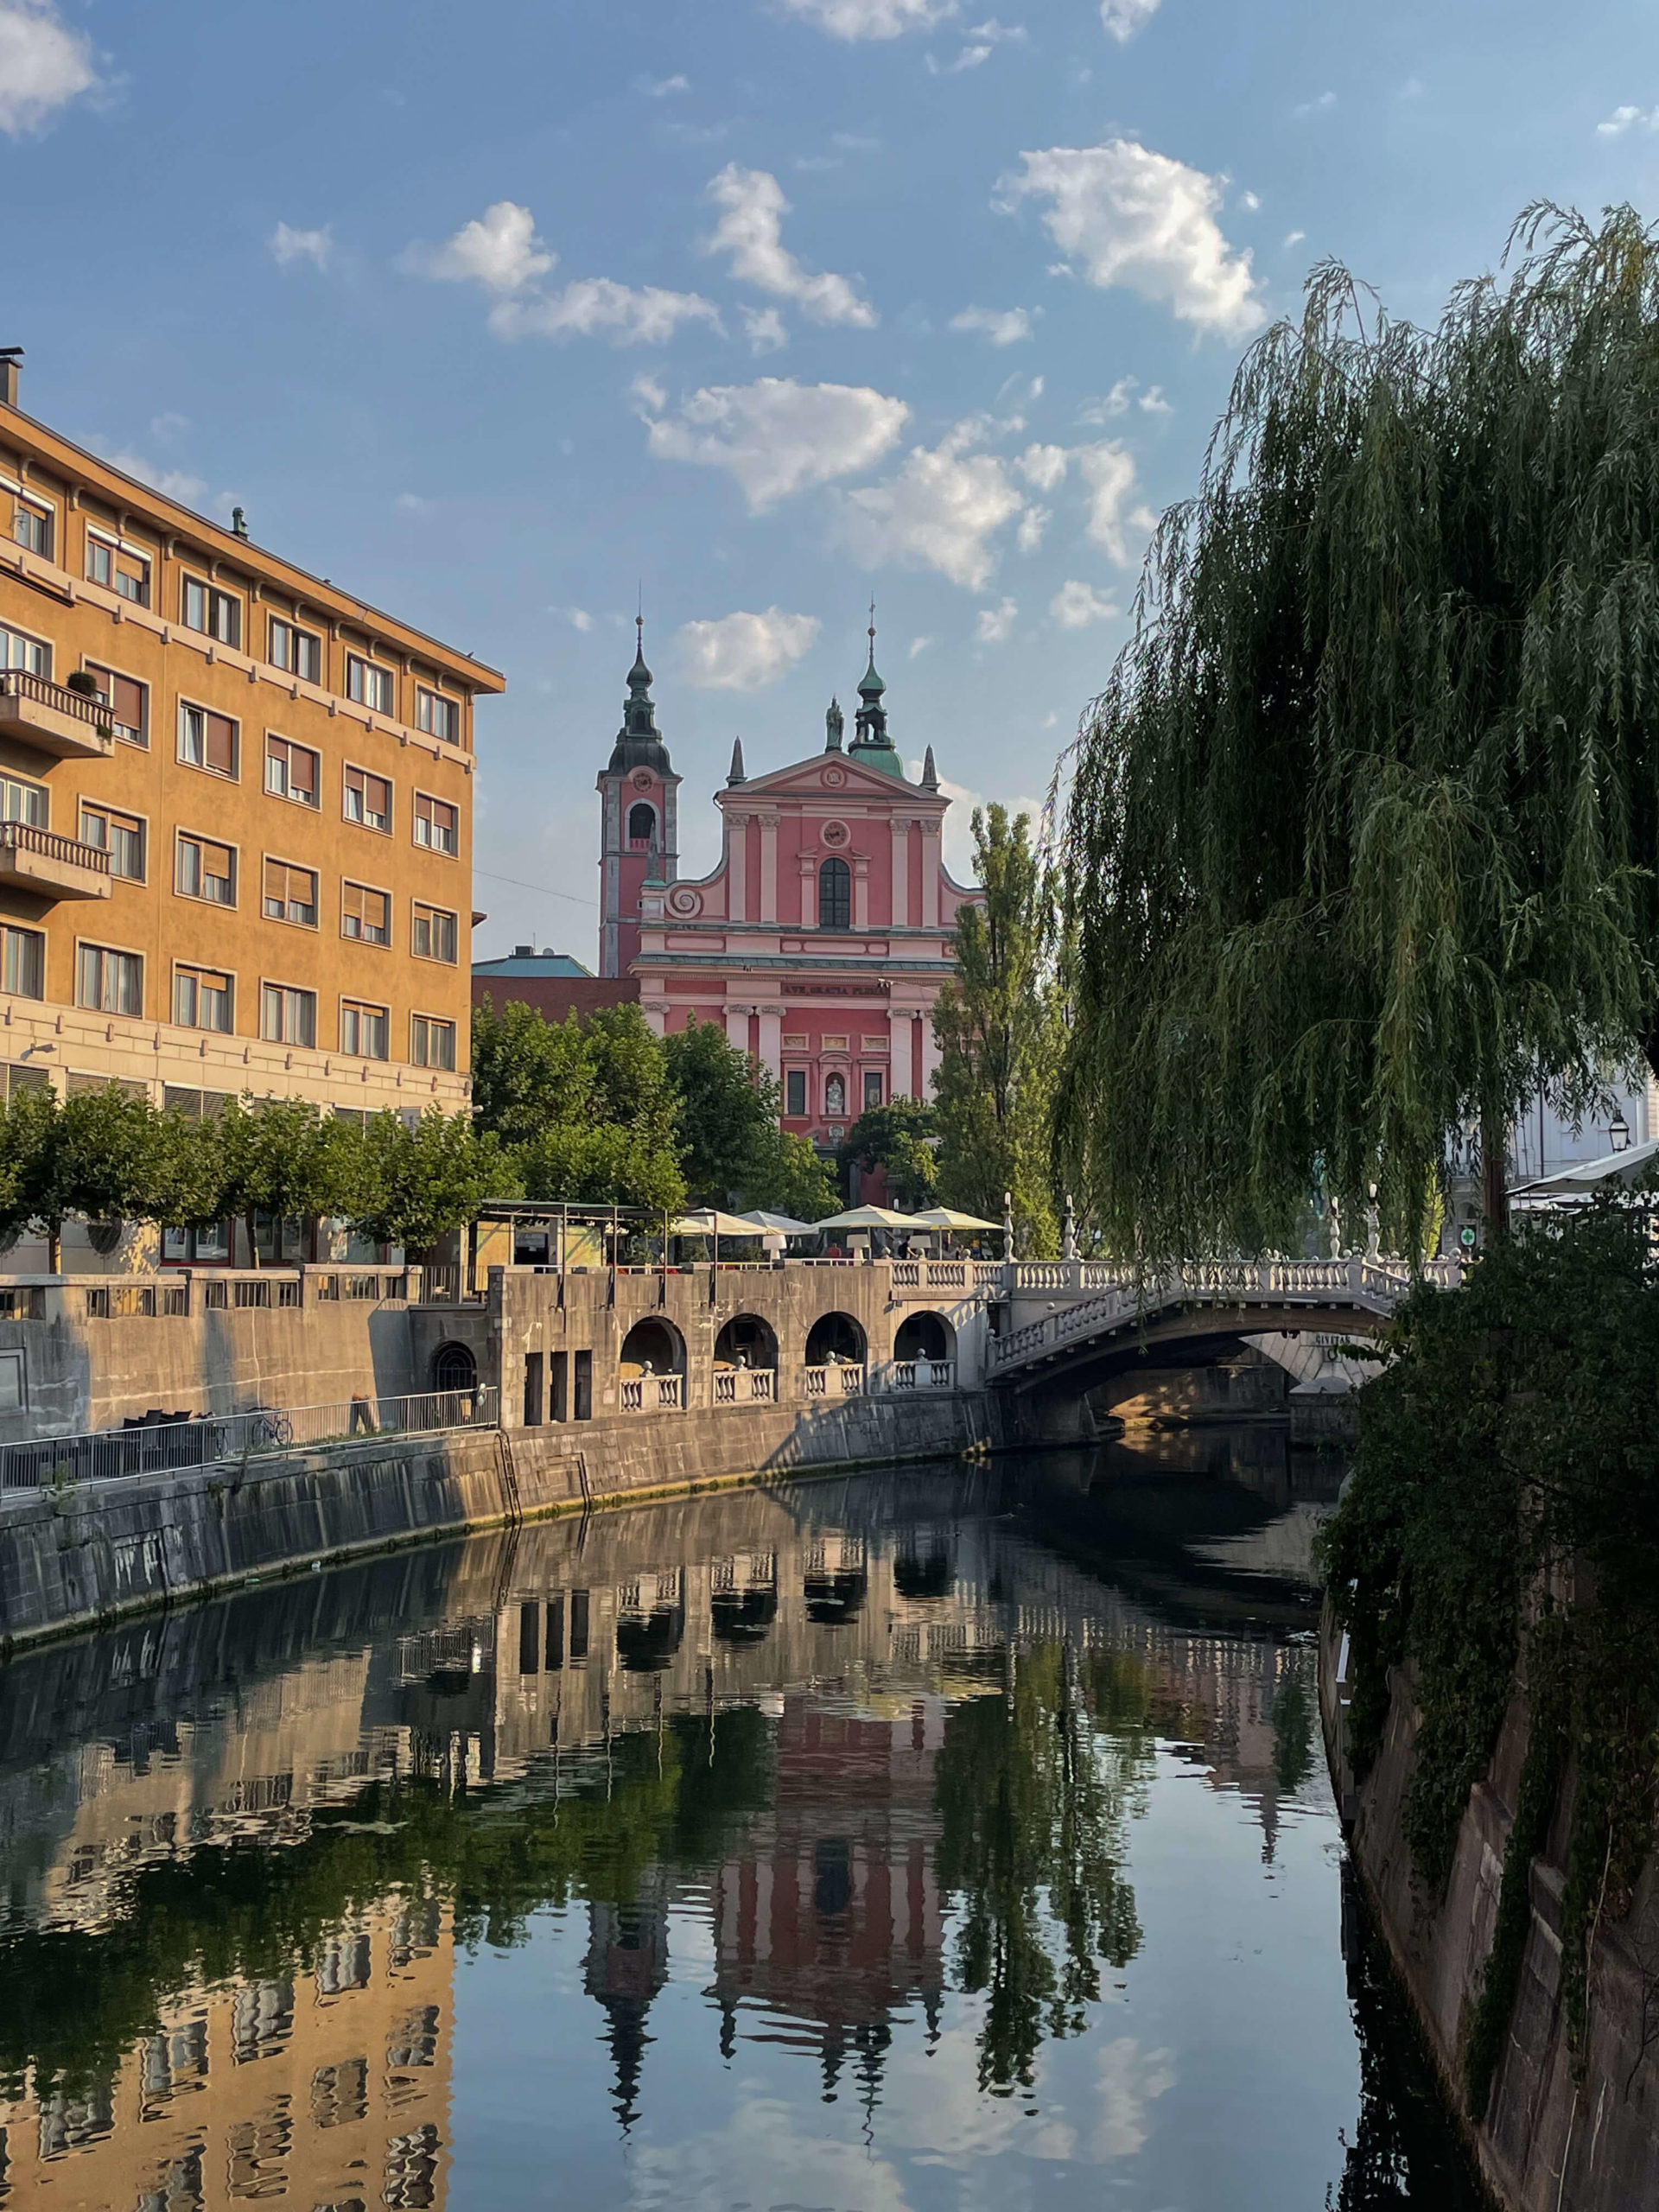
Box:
xmin=748 ymin=1129 xmax=836 ymax=1221
xmin=0 ymin=1084 xmax=160 ymax=1273
xmin=214 ymin=1097 xmax=353 ymax=1267
xmin=149 ymin=1109 xmax=229 ymax=1236
xmin=1060 ymin=205 xmax=1659 ymax=1259
xmin=348 ymin=1109 xmax=515 ymax=1256
xmin=474 ymin=1000 xmax=686 ymax=1211
xmin=662 ymin=1016 xmax=776 ymax=1205
xmin=839 ymin=1096 xmax=938 ymax=1211
xmin=932 ymin=804 xmax=1063 ymax=1253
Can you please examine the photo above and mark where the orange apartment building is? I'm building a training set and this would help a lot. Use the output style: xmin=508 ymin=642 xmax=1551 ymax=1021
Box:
xmin=0 ymin=359 xmax=501 ymax=1175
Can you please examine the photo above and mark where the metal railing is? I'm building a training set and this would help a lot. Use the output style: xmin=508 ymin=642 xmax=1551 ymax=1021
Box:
xmin=0 ymin=1385 xmax=498 ymax=1491
xmin=0 ymin=667 xmax=116 ymax=735
xmin=713 ymin=1368 xmax=777 ymax=1405
xmin=802 ymin=1363 xmax=865 ymax=1399
xmin=620 ymin=1373 xmax=684 ymax=1413
xmin=0 ymin=818 xmax=111 ymax=874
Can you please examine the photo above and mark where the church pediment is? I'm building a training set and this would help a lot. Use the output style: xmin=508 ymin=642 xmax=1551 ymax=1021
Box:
xmin=721 ymin=753 xmax=944 ymax=806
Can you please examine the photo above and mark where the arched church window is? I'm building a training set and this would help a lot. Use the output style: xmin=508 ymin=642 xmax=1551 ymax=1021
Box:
xmin=818 ymin=855 xmax=851 ymax=930
xmin=825 ymin=1072 xmax=847 ymax=1118
xmin=627 ymin=802 xmax=657 ymax=847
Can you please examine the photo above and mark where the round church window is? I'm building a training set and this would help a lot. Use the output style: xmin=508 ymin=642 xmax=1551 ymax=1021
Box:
xmin=822 ymin=765 xmax=847 ymax=788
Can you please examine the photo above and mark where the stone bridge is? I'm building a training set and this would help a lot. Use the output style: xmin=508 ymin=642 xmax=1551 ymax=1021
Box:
xmin=989 ymin=1255 xmax=1464 ymax=1436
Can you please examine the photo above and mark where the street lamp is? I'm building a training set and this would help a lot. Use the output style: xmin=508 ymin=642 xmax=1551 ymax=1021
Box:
xmin=1609 ymin=1109 xmax=1631 ymax=1154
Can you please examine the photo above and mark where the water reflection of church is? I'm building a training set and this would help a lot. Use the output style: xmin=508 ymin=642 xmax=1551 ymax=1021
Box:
xmin=0 ymin=1461 xmax=1326 ymax=2199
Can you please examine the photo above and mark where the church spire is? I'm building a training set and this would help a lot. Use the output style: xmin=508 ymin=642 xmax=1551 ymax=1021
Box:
xmin=728 ymin=736 xmax=747 ymax=785
xmin=607 ymin=613 xmax=671 ymax=774
xmin=849 ymin=598 xmax=901 ymax=776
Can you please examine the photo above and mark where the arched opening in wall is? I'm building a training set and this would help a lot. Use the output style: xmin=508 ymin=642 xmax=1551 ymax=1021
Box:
xmin=619 ymin=1319 xmax=685 ymax=1378
xmin=818 ymin=855 xmax=851 ymax=930
xmin=824 ymin=1071 xmax=847 ymax=1119
xmin=627 ymin=801 xmax=658 ymax=849
xmin=712 ymin=1582 xmax=779 ymax=1643
xmin=805 ymin=1555 xmax=868 ymax=1626
xmin=894 ymin=1312 xmax=955 ymax=1364
xmin=714 ymin=1313 xmax=778 ymax=1370
xmin=893 ymin=1537 xmax=956 ymax=1599
xmin=431 ymin=1342 xmax=477 ymax=1395
xmin=617 ymin=1578 xmax=685 ymax=1672
xmin=805 ymin=1312 xmax=866 ymax=1366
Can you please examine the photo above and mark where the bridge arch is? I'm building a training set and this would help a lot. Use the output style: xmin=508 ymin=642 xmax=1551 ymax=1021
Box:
xmin=620 ymin=1317 xmax=685 ymax=1379
xmin=805 ymin=1311 xmax=866 ymax=1366
xmin=715 ymin=1313 xmax=779 ymax=1370
xmin=894 ymin=1310 xmax=955 ymax=1364
xmin=431 ymin=1341 xmax=477 ymax=1395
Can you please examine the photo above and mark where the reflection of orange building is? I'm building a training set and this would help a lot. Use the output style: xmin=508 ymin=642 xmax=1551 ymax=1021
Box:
xmin=0 ymin=1893 xmax=454 ymax=2210
xmin=709 ymin=1695 xmax=947 ymax=2100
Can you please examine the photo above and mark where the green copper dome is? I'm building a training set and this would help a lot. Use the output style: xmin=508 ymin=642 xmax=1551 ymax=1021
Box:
xmin=849 ymin=616 xmax=901 ymax=773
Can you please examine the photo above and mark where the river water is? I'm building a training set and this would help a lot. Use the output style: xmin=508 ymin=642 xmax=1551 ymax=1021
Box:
xmin=0 ymin=1430 xmax=1483 ymax=2211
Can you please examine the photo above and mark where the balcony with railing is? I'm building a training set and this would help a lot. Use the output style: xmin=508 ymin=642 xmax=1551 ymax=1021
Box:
xmin=0 ymin=818 xmax=113 ymax=900
xmin=713 ymin=1367 xmax=777 ymax=1406
xmin=0 ymin=671 xmax=118 ymax=760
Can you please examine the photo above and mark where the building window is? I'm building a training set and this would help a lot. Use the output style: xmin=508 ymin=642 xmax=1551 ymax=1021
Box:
xmin=178 ymin=702 xmax=237 ymax=777
xmin=0 ymin=774 xmax=47 ymax=828
xmin=83 ymin=664 xmax=147 ymax=746
xmin=411 ymin=902 xmax=457 ymax=963
xmin=346 ymin=655 xmax=393 ymax=715
xmin=263 ymin=858 xmax=317 ymax=927
xmin=824 ymin=1072 xmax=847 ymax=1118
xmin=0 ymin=622 xmax=49 ymax=677
xmin=12 ymin=499 xmax=50 ymax=557
xmin=86 ymin=531 xmax=149 ymax=606
xmin=785 ymin=1069 xmax=807 ymax=1117
xmin=79 ymin=804 xmax=145 ymax=880
xmin=818 ymin=856 xmax=851 ymax=931
xmin=176 ymin=832 xmax=235 ymax=906
xmin=627 ymin=802 xmax=657 ymax=846
xmin=269 ymin=618 xmax=321 ymax=682
xmin=413 ymin=791 xmax=457 ymax=855
xmin=261 ymin=982 xmax=316 ymax=1046
xmin=76 ymin=943 xmax=142 ymax=1016
xmin=2 ymin=925 xmax=44 ymax=999
xmin=174 ymin=965 xmax=232 ymax=1033
xmin=416 ymin=687 xmax=459 ymax=743
xmin=342 ymin=880 xmax=391 ymax=944
xmin=862 ymin=1069 xmax=884 ymax=1109
xmin=411 ymin=1014 xmax=456 ymax=1071
xmin=181 ymin=575 xmax=240 ymax=648
xmin=344 ymin=765 xmax=391 ymax=833
xmin=264 ymin=734 xmax=319 ymax=806
xmin=340 ymin=999 xmax=389 ymax=1059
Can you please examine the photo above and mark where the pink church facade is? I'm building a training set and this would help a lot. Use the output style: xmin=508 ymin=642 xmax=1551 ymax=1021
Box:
xmin=598 ymin=622 xmax=979 ymax=1152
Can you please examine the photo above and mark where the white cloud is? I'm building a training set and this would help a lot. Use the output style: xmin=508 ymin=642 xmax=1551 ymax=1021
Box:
xmin=634 ymin=71 xmax=689 ymax=95
xmin=950 ymin=305 xmax=1033 ymax=344
xmin=678 ymin=606 xmax=821 ymax=688
xmin=1293 ymin=90 xmax=1338 ymax=117
xmin=1000 ymin=138 xmax=1268 ymax=339
xmin=1599 ymin=104 xmax=1659 ymax=137
xmin=1283 ymin=228 xmax=1306 ymax=247
xmin=931 ymin=22 xmax=1026 ymax=70
xmin=1100 ymin=0 xmax=1163 ymax=39
xmin=401 ymin=200 xmax=553 ymax=291
xmin=976 ymin=596 xmax=1018 ymax=642
xmin=566 ymin=608 xmax=595 ymax=632
xmin=1140 ymin=382 xmax=1172 ymax=413
xmin=741 ymin=304 xmax=789 ymax=353
xmin=0 ymin=0 xmax=98 ymax=137
xmin=931 ymin=41 xmax=992 ymax=70
xmin=1016 ymin=504 xmax=1049 ymax=551
xmin=395 ymin=492 xmax=429 ymax=513
xmin=836 ymin=417 xmax=1028 ymax=589
xmin=270 ymin=221 xmax=333 ymax=271
xmin=703 ymin=164 xmax=876 ymax=327
xmin=105 ymin=451 xmax=208 ymax=509
xmin=1051 ymin=577 xmax=1119 ymax=626
xmin=1077 ymin=438 xmax=1156 ymax=564
xmin=492 ymin=279 xmax=721 ymax=346
xmin=643 ymin=377 xmax=909 ymax=511
xmin=1239 ymin=188 xmax=1261 ymax=211
xmin=631 ymin=372 xmax=668 ymax=414
xmin=149 ymin=411 xmax=189 ymax=444
xmin=908 ymin=635 xmax=933 ymax=658
xmin=773 ymin=0 xmax=956 ymax=35
xmin=1017 ymin=442 xmax=1069 ymax=491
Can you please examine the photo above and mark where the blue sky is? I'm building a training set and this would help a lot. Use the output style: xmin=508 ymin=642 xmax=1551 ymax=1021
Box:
xmin=6 ymin=0 xmax=1659 ymax=959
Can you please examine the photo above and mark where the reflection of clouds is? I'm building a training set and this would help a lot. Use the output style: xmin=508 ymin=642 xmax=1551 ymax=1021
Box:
xmin=884 ymin=2027 xmax=1078 ymax=2164
xmin=626 ymin=2093 xmax=913 ymax=2212
xmin=1089 ymin=2035 xmax=1175 ymax=2159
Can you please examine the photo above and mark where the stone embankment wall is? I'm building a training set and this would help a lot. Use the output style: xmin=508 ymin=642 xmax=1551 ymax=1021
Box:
xmin=0 ymin=1389 xmax=988 ymax=1650
xmin=1322 ymin=1618 xmax=1659 ymax=2212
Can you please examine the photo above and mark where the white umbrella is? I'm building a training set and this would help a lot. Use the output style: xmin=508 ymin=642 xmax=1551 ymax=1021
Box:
xmin=738 ymin=1210 xmax=815 ymax=1234
xmin=814 ymin=1205 xmax=922 ymax=1231
xmin=908 ymin=1206 xmax=1002 ymax=1231
xmin=669 ymin=1209 xmax=764 ymax=1238
xmin=1510 ymin=1135 xmax=1659 ymax=1199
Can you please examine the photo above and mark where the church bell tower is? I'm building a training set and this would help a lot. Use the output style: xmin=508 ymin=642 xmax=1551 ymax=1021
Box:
xmin=597 ymin=619 xmax=680 ymax=978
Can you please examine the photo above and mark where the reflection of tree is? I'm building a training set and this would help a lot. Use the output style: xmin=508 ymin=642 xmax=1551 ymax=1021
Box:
xmin=936 ymin=1643 xmax=1146 ymax=2093
xmin=1273 ymin=1653 xmax=1316 ymax=1796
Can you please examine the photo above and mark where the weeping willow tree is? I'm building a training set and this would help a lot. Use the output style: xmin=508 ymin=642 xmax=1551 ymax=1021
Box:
xmin=1058 ymin=204 xmax=1659 ymax=1260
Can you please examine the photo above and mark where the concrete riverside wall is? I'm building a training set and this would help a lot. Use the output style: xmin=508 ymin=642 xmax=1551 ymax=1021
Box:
xmin=0 ymin=1389 xmax=989 ymax=1649
xmin=1321 ymin=1616 xmax=1659 ymax=2212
